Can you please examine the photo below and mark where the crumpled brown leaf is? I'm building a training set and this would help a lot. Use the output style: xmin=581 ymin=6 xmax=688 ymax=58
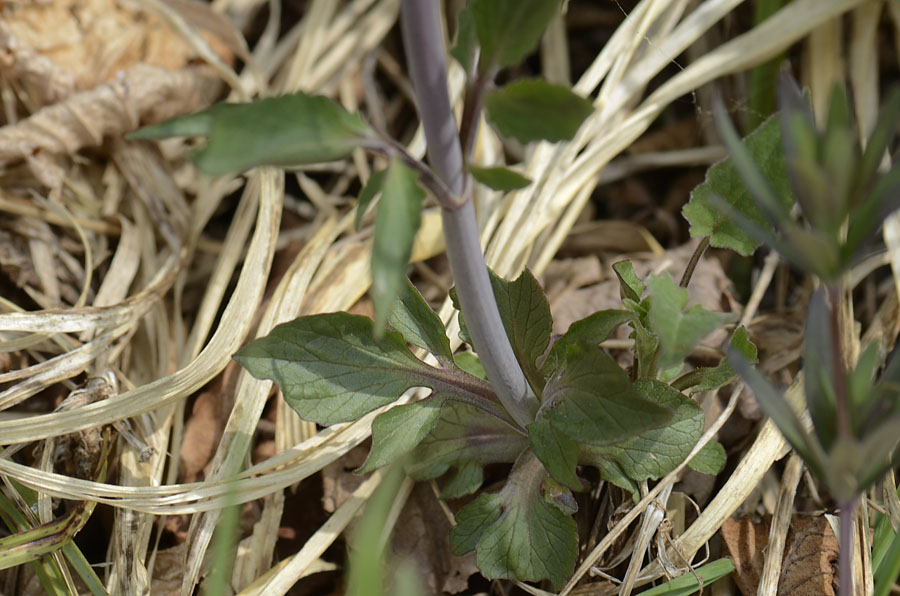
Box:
xmin=721 ymin=515 xmax=838 ymax=596
xmin=0 ymin=63 xmax=219 ymax=167
xmin=0 ymin=0 xmax=232 ymax=171
xmin=1 ymin=0 xmax=233 ymax=96
xmin=391 ymin=483 xmax=480 ymax=594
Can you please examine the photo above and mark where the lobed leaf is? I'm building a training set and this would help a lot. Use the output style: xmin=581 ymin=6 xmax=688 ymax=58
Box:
xmin=613 ymin=260 xmax=645 ymax=303
xmin=371 ymin=160 xmax=425 ymax=333
xmin=542 ymin=342 xmax=671 ymax=445
xmin=682 ymin=111 xmax=793 ymax=255
xmin=450 ymin=6 xmax=478 ymax=72
xmin=645 ymin=274 xmax=735 ymax=371
xmin=128 ymin=93 xmax=373 ymax=175
xmin=440 ymin=461 xmax=484 ymax=499
xmin=485 ymin=79 xmax=593 ymax=144
xmin=688 ymin=440 xmax=727 ymax=476
xmin=470 ymin=0 xmax=562 ymax=69
xmin=236 ymin=313 xmax=443 ymax=426
xmin=540 ymin=309 xmax=635 ymax=378
xmin=452 ymin=269 xmax=552 ymax=392
xmin=451 ymin=453 xmax=577 ymax=589
xmin=581 ymin=380 xmax=718 ymax=484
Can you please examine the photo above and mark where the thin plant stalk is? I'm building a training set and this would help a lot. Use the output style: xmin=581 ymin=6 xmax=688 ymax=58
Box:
xmin=399 ymin=0 xmax=538 ymax=427
xmin=839 ymin=495 xmax=859 ymax=596
xmin=828 ymin=283 xmax=853 ymax=595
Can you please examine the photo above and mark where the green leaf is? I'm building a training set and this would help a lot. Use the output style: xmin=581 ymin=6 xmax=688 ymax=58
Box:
xmin=645 ymin=274 xmax=734 ymax=371
xmin=449 ymin=493 xmax=503 ymax=556
xmin=405 ymin=401 xmax=528 ymax=480
xmin=236 ymin=313 xmax=434 ymax=425
xmin=682 ymin=111 xmax=794 ymax=255
xmin=581 ymin=380 xmax=709 ymax=483
xmin=452 ymin=453 xmax=577 ymax=589
xmin=541 ymin=309 xmax=635 ymax=378
xmin=489 ymin=268 xmax=553 ymax=392
xmin=485 ymin=79 xmax=593 ymax=144
xmin=729 ymin=353 xmax=827 ymax=478
xmin=389 ymin=279 xmax=453 ymax=363
xmin=454 ymin=352 xmax=487 ymax=380
xmin=636 ymin=558 xmax=735 ymax=596
xmin=593 ymin=458 xmax=638 ymax=494
xmin=450 ymin=7 xmax=478 ymax=72
xmin=371 ymin=160 xmax=424 ymax=333
xmin=803 ymin=289 xmax=838 ymax=448
xmin=128 ymin=93 xmax=372 ymax=175
xmin=358 ymin=398 xmax=445 ymax=473
xmin=613 ymin=260 xmax=645 ymax=303
xmin=527 ymin=415 xmax=582 ymax=490
xmin=470 ymin=0 xmax=562 ymax=69
xmin=671 ymin=326 xmax=758 ymax=393
xmin=688 ymin=440 xmax=727 ymax=475
xmin=470 ymin=165 xmax=532 ymax=191
xmin=448 ymin=286 xmax=473 ymax=347
xmin=542 ymin=342 xmax=672 ymax=445
xmin=355 ymin=170 xmax=386 ymax=230
xmin=440 ymin=461 xmax=484 ymax=499
xmin=455 ymin=269 xmax=552 ymax=391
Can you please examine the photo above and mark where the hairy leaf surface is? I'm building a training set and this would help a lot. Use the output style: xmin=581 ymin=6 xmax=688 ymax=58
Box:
xmin=581 ymin=380 xmax=721 ymax=484
xmin=542 ymin=343 xmax=671 ymax=445
xmin=236 ymin=313 xmax=443 ymax=425
xmin=450 ymin=454 xmax=577 ymax=589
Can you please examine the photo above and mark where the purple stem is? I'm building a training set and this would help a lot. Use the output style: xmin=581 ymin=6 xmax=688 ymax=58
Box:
xmin=399 ymin=0 xmax=537 ymax=427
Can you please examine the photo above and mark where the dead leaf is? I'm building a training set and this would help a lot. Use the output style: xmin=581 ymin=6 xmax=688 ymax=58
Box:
xmin=720 ymin=516 xmax=838 ymax=596
xmin=1 ymin=0 xmax=233 ymax=97
xmin=0 ymin=64 xmax=220 ymax=168
xmin=320 ymin=444 xmax=369 ymax=513
xmin=150 ymin=543 xmax=187 ymax=596
xmin=181 ymin=362 xmax=239 ymax=482
xmin=391 ymin=483 xmax=480 ymax=594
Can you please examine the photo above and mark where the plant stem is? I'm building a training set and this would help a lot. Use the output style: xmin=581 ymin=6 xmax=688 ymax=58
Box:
xmin=829 ymin=284 xmax=850 ymax=439
xmin=839 ymin=496 xmax=858 ymax=596
xmin=400 ymin=0 xmax=538 ymax=428
xmin=679 ymin=236 xmax=710 ymax=288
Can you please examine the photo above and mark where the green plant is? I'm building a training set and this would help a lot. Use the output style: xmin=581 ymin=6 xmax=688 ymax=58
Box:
xmin=683 ymin=75 xmax=900 ymax=596
xmin=130 ymin=0 xmax=737 ymax=589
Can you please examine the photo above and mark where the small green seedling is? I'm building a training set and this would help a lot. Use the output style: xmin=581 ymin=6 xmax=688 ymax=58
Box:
xmin=683 ymin=75 xmax=900 ymax=596
xmin=132 ymin=0 xmax=737 ymax=588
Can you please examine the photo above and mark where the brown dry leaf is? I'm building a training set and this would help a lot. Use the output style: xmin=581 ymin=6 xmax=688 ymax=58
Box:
xmin=320 ymin=444 xmax=370 ymax=513
xmin=391 ymin=483 xmax=480 ymax=594
xmin=181 ymin=361 xmax=239 ymax=482
xmin=150 ymin=542 xmax=187 ymax=596
xmin=721 ymin=516 xmax=838 ymax=596
xmin=1 ymin=0 xmax=233 ymax=96
xmin=0 ymin=63 xmax=219 ymax=168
